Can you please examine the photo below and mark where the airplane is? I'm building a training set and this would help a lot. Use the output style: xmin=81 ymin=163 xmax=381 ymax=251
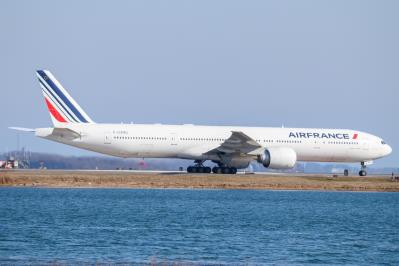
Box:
xmin=10 ymin=70 xmax=392 ymax=176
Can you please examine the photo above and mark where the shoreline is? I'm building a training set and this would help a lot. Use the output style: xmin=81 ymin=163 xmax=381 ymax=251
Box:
xmin=1 ymin=170 xmax=399 ymax=192
xmin=2 ymin=185 xmax=398 ymax=193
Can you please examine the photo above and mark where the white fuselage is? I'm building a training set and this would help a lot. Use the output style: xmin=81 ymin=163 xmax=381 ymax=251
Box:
xmin=35 ymin=123 xmax=392 ymax=168
xmin=28 ymin=70 xmax=392 ymax=171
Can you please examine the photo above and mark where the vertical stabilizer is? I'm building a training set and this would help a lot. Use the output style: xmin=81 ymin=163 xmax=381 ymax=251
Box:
xmin=36 ymin=70 xmax=94 ymax=126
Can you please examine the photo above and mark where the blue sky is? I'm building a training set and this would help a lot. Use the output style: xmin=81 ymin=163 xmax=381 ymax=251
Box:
xmin=1 ymin=0 xmax=398 ymax=167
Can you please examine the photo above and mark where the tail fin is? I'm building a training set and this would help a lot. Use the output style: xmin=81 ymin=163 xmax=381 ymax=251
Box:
xmin=36 ymin=70 xmax=94 ymax=126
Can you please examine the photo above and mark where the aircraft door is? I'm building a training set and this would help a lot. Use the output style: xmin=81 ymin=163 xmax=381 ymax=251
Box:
xmin=170 ymin=133 xmax=178 ymax=146
xmin=104 ymin=131 xmax=112 ymax=144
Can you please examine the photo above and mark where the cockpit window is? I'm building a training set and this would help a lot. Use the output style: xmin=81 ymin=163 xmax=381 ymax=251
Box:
xmin=381 ymin=140 xmax=386 ymax=145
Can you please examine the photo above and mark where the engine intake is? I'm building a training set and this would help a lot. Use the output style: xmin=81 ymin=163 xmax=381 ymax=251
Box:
xmin=258 ymin=147 xmax=297 ymax=169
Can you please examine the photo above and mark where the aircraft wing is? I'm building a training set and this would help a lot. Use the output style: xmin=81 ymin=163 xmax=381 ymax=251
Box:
xmin=204 ymin=131 xmax=262 ymax=155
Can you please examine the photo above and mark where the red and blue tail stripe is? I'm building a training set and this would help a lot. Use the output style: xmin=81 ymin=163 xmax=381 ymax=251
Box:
xmin=38 ymin=77 xmax=78 ymax=122
xmin=36 ymin=70 xmax=94 ymax=124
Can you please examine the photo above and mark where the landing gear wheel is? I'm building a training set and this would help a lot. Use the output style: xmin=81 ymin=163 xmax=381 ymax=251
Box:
xmin=222 ymin=167 xmax=230 ymax=174
xmin=212 ymin=166 xmax=237 ymax=174
xmin=187 ymin=166 xmax=200 ymax=173
xmin=359 ymin=162 xmax=367 ymax=176
xmin=187 ymin=166 xmax=194 ymax=173
xmin=212 ymin=167 xmax=223 ymax=174
xmin=359 ymin=170 xmax=367 ymax=176
xmin=187 ymin=161 xmax=211 ymax=174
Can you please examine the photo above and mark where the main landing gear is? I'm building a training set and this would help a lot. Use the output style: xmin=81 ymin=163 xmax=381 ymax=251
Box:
xmin=186 ymin=160 xmax=237 ymax=174
xmin=212 ymin=166 xmax=237 ymax=174
xmin=187 ymin=166 xmax=212 ymax=173
xmin=187 ymin=160 xmax=211 ymax=174
xmin=359 ymin=162 xmax=367 ymax=176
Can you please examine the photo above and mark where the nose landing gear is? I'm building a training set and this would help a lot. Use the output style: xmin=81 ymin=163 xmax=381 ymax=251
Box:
xmin=359 ymin=162 xmax=367 ymax=176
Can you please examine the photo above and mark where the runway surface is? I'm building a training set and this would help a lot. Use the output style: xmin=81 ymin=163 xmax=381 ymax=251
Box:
xmin=1 ymin=170 xmax=398 ymax=192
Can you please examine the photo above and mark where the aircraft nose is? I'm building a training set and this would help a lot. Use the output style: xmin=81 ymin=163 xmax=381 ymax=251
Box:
xmin=386 ymin=145 xmax=392 ymax=156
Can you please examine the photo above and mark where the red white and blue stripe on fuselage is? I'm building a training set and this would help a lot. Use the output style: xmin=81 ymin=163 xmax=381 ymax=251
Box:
xmin=36 ymin=70 xmax=94 ymax=124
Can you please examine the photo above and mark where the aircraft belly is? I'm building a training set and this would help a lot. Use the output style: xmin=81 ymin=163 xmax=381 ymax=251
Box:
xmin=296 ymin=146 xmax=343 ymax=162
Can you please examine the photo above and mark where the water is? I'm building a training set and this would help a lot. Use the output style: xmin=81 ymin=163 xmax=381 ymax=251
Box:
xmin=0 ymin=188 xmax=398 ymax=265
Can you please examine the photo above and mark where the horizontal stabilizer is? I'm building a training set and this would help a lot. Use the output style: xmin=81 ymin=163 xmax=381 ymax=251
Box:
xmin=52 ymin=128 xmax=81 ymax=140
xmin=34 ymin=127 xmax=81 ymax=141
xmin=8 ymin=127 xmax=35 ymax=132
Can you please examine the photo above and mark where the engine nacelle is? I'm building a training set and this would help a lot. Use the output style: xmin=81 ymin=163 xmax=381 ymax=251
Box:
xmin=227 ymin=157 xmax=251 ymax=169
xmin=258 ymin=147 xmax=297 ymax=169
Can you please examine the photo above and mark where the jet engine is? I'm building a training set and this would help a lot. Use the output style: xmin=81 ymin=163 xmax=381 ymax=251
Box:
xmin=257 ymin=147 xmax=297 ymax=169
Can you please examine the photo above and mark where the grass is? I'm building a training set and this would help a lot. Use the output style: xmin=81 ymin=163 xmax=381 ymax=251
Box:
xmin=0 ymin=170 xmax=398 ymax=192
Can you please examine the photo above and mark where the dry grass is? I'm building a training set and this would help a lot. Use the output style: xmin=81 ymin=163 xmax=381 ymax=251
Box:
xmin=1 ymin=170 xmax=398 ymax=192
